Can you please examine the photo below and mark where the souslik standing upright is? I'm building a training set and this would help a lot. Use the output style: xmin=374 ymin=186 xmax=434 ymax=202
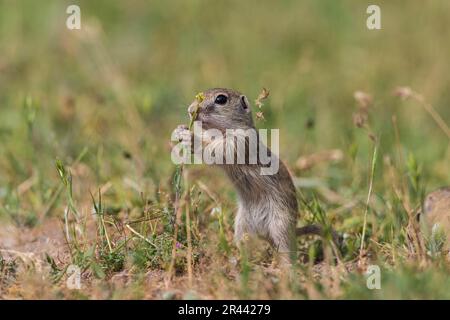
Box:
xmin=174 ymin=88 xmax=337 ymax=263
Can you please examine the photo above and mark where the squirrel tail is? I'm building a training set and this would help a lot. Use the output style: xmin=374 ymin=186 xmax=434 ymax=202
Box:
xmin=296 ymin=224 xmax=342 ymax=247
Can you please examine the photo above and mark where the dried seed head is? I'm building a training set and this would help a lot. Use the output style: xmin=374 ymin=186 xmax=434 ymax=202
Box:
xmin=254 ymin=88 xmax=269 ymax=122
xmin=368 ymin=133 xmax=377 ymax=143
xmin=353 ymin=112 xmax=367 ymax=128
xmin=255 ymin=87 xmax=270 ymax=109
xmin=255 ymin=111 xmax=265 ymax=121
xmin=393 ymin=86 xmax=412 ymax=100
xmin=353 ymin=91 xmax=373 ymax=108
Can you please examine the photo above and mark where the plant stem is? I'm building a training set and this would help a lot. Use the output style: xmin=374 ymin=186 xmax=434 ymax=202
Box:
xmin=185 ymin=182 xmax=193 ymax=288
xmin=359 ymin=143 xmax=378 ymax=262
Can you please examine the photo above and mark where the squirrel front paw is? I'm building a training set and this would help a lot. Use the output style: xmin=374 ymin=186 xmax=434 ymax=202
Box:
xmin=171 ymin=124 xmax=195 ymax=154
xmin=173 ymin=124 xmax=191 ymax=142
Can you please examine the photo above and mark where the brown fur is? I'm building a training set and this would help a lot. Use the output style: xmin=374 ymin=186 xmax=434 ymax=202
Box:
xmin=175 ymin=88 xmax=333 ymax=262
xmin=421 ymin=187 xmax=450 ymax=249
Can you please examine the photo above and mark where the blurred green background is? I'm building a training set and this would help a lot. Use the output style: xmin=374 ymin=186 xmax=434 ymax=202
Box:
xmin=0 ymin=0 xmax=449 ymax=299
xmin=0 ymin=0 xmax=448 ymax=190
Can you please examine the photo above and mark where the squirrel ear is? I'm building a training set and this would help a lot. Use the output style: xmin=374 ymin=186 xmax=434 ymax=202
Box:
xmin=240 ymin=95 xmax=250 ymax=113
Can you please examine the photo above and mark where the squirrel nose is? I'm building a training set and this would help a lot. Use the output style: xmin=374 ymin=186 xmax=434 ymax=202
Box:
xmin=188 ymin=101 xmax=201 ymax=118
xmin=188 ymin=102 xmax=196 ymax=115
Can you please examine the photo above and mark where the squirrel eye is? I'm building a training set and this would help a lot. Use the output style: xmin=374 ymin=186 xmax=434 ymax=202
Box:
xmin=214 ymin=94 xmax=228 ymax=105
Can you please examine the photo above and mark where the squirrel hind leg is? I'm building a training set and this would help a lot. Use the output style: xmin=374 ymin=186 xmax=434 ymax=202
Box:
xmin=268 ymin=226 xmax=298 ymax=264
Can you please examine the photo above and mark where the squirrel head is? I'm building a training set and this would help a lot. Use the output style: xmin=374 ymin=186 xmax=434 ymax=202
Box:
xmin=188 ymin=88 xmax=255 ymax=132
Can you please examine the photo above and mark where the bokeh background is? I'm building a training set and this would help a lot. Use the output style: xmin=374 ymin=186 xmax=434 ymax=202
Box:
xmin=0 ymin=0 xmax=449 ymax=299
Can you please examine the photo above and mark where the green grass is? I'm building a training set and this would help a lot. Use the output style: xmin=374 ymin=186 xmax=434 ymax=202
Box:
xmin=0 ymin=0 xmax=449 ymax=299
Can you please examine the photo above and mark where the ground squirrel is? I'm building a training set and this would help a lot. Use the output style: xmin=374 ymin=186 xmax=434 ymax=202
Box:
xmin=420 ymin=187 xmax=450 ymax=250
xmin=174 ymin=88 xmax=339 ymax=262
